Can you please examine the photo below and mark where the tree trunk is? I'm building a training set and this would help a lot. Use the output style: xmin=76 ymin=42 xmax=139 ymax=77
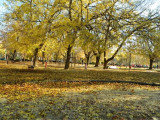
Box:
xmin=86 ymin=55 xmax=89 ymax=65
xmin=42 ymin=51 xmax=45 ymax=64
xmin=129 ymin=53 xmax=131 ymax=70
xmin=95 ymin=56 xmax=100 ymax=67
xmin=103 ymin=40 xmax=125 ymax=69
xmin=23 ymin=53 xmax=26 ymax=64
xmin=95 ymin=51 xmax=101 ymax=67
xmin=84 ymin=51 xmax=92 ymax=66
xmin=12 ymin=50 xmax=16 ymax=62
xmin=32 ymin=43 xmax=44 ymax=67
xmin=55 ymin=53 xmax=59 ymax=63
xmin=6 ymin=54 xmax=9 ymax=64
xmin=64 ymin=45 xmax=72 ymax=69
xmin=149 ymin=59 xmax=153 ymax=70
xmin=33 ymin=48 xmax=38 ymax=67
xmin=103 ymin=51 xmax=107 ymax=69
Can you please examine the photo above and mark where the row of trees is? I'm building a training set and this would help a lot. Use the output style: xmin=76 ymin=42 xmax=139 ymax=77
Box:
xmin=0 ymin=0 xmax=160 ymax=69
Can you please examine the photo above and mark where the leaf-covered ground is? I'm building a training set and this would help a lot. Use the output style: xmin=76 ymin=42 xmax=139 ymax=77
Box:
xmin=0 ymin=67 xmax=160 ymax=85
xmin=0 ymin=62 xmax=160 ymax=119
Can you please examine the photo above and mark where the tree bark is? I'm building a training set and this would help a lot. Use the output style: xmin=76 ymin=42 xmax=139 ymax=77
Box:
xmin=32 ymin=43 xmax=44 ymax=67
xmin=12 ymin=50 xmax=16 ymax=62
xmin=55 ymin=53 xmax=58 ymax=63
xmin=95 ymin=56 xmax=100 ymax=67
xmin=23 ymin=53 xmax=26 ymax=64
xmin=149 ymin=59 xmax=154 ymax=70
xmin=86 ymin=55 xmax=89 ymax=65
xmin=42 ymin=51 xmax=45 ymax=64
xmin=64 ymin=45 xmax=72 ymax=69
xmin=129 ymin=53 xmax=131 ymax=70
xmin=104 ymin=58 xmax=113 ymax=69
xmin=85 ymin=51 xmax=92 ymax=65
xmin=103 ymin=51 xmax=108 ymax=69
xmin=6 ymin=54 xmax=9 ymax=64
xmin=94 ymin=51 xmax=101 ymax=67
xmin=64 ymin=0 xmax=73 ymax=70
xmin=55 ymin=51 xmax=60 ymax=63
xmin=69 ymin=0 xmax=72 ymax=21
xmin=33 ymin=48 xmax=38 ymax=67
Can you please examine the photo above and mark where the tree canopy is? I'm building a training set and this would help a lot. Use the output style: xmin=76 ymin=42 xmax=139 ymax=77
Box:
xmin=0 ymin=0 xmax=160 ymax=69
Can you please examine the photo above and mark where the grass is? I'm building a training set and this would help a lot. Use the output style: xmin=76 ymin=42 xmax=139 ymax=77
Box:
xmin=0 ymin=61 xmax=160 ymax=119
xmin=0 ymin=63 xmax=160 ymax=85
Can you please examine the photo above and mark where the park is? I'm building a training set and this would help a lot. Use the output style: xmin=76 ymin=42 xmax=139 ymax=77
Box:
xmin=0 ymin=0 xmax=160 ymax=119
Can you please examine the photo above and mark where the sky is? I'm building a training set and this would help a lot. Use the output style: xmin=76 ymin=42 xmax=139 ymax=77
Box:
xmin=0 ymin=0 xmax=6 ymax=29
xmin=0 ymin=0 xmax=5 ymax=15
xmin=150 ymin=0 xmax=160 ymax=10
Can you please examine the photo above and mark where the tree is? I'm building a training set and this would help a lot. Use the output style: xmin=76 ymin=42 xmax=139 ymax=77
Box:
xmin=92 ymin=31 xmax=104 ymax=67
xmin=3 ymin=0 xmax=62 ymax=67
xmin=79 ymin=29 xmax=94 ymax=65
xmin=86 ymin=0 xmax=159 ymax=69
xmin=2 ymin=0 xmax=159 ymax=70
xmin=136 ymin=23 xmax=160 ymax=69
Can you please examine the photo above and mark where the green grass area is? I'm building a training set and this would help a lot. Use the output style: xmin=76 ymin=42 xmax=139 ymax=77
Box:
xmin=0 ymin=62 xmax=160 ymax=119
